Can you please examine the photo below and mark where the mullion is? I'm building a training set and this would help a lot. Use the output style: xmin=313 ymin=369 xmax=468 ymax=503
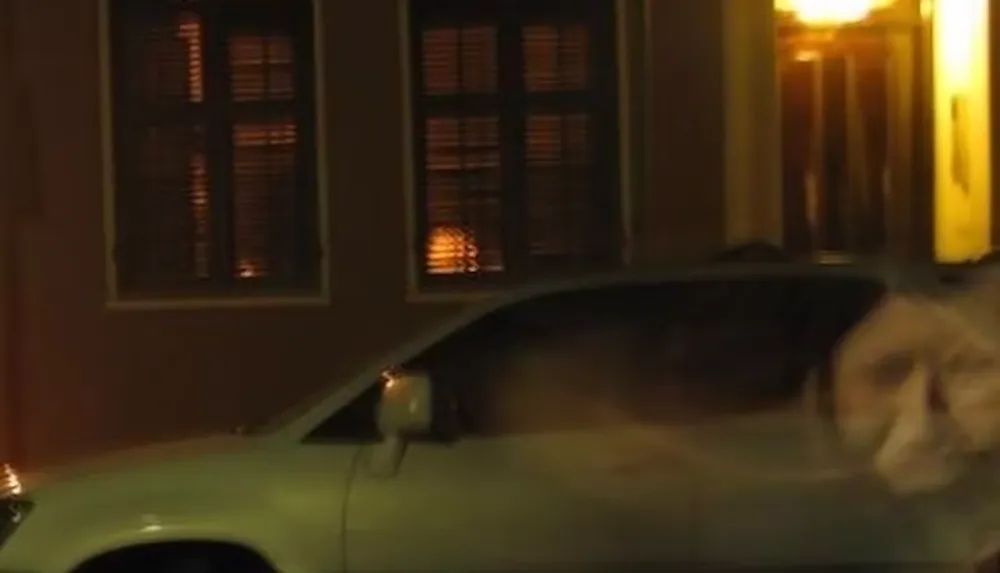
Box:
xmin=556 ymin=25 xmax=576 ymax=265
xmin=203 ymin=3 xmax=236 ymax=285
xmin=550 ymin=2 xmax=613 ymax=267
xmin=420 ymin=95 xmax=502 ymax=115
xmin=591 ymin=3 xmax=621 ymax=266
xmin=410 ymin=8 xmax=433 ymax=280
xmin=497 ymin=4 xmax=526 ymax=277
xmin=456 ymin=23 xmax=472 ymax=265
xmin=290 ymin=3 xmax=320 ymax=284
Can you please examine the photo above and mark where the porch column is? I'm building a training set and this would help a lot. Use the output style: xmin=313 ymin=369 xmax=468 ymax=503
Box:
xmin=721 ymin=0 xmax=784 ymax=246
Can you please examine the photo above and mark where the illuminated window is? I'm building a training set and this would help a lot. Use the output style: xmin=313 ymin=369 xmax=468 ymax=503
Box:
xmin=410 ymin=0 xmax=621 ymax=287
xmin=107 ymin=0 xmax=319 ymax=298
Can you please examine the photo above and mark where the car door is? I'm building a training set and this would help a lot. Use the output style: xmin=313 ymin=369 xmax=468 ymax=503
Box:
xmin=342 ymin=284 xmax=703 ymax=572
xmin=687 ymin=273 xmax=934 ymax=566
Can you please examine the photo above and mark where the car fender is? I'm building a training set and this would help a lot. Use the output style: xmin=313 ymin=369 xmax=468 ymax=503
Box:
xmin=3 ymin=485 xmax=314 ymax=573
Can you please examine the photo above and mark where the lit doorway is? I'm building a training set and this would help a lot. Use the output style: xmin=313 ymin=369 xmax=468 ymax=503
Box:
xmin=931 ymin=0 xmax=992 ymax=262
xmin=775 ymin=0 xmax=932 ymax=258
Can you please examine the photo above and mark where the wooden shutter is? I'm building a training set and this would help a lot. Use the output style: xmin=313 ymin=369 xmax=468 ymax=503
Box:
xmin=420 ymin=25 xmax=505 ymax=276
xmin=111 ymin=0 xmax=317 ymax=295
xmin=522 ymin=24 xmax=593 ymax=262
xmin=412 ymin=0 xmax=620 ymax=284
xmin=112 ymin=4 xmax=211 ymax=290
xmin=227 ymin=30 xmax=302 ymax=281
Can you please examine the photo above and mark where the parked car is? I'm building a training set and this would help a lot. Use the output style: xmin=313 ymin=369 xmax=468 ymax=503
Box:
xmin=0 ymin=262 xmax=984 ymax=573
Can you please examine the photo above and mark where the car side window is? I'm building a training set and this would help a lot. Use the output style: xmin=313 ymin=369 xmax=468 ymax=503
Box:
xmin=305 ymin=383 xmax=382 ymax=443
xmin=404 ymin=277 xmax=883 ymax=436
xmin=306 ymin=275 xmax=887 ymax=442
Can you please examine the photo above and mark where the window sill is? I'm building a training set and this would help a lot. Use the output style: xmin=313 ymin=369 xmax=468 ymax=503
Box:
xmin=404 ymin=289 xmax=499 ymax=304
xmin=105 ymin=294 xmax=330 ymax=311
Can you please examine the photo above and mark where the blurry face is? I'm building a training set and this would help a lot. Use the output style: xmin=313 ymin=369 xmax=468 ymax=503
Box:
xmin=834 ymin=290 xmax=1000 ymax=495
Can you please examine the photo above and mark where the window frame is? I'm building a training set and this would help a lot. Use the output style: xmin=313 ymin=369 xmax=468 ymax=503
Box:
xmin=98 ymin=0 xmax=331 ymax=309
xmin=400 ymin=0 xmax=638 ymax=299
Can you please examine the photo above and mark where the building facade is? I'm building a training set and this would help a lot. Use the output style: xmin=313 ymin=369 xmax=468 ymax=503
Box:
xmin=11 ymin=0 xmax=990 ymax=466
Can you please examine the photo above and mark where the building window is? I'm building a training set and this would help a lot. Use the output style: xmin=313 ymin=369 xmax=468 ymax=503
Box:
xmin=106 ymin=0 xmax=321 ymax=300
xmin=409 ymin=0 xmax=621 ymax=288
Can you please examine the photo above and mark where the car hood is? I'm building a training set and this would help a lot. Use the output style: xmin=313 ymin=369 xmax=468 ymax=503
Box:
xmin=18 ymin=433 xmax=251 ymax=494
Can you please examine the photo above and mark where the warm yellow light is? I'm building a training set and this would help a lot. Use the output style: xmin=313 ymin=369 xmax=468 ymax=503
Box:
xmin=938 ymin=0 xmax=980 ymax=89
xmin=425 ymin=225 xmax=481 ymax=275
xmin=775 ymin=0 xmax=894 ymax=25
xmin=933 ymin=0 xmax=993 ymax=262
xmin=1 ymin=464 xmax=22 ymax=497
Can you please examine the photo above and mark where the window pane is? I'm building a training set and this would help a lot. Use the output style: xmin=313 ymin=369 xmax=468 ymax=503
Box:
xmin=524 ymin=113 xmax=591 ymax=259
xmin=422 ymin=26 xmax=498 ymax=95
xmin=424 ymin=116 xmax=504 ymax=275
xmin=402 ymin=277 xmax=886 ymax=436
xmin=523 ymin=24 xmax=588 ymax=93
xmin=231 ymin=121 xmax=299 ymax=280
xmin=116 ymin=10 xmax=204 ymax=106
xmin=119 ymin=124 xmax=209 ymax=289
xmin=228 ymin=32 xmax=295 ymax=102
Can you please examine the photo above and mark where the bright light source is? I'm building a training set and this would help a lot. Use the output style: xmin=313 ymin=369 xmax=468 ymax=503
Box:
xmin=932 ymin=0 xmax=993 ymax=262
xmin=775 ymin=0 xmax=895 ymax=25
xmin=1 ymin=464 xmax=22 ymax=497
xmin=938 ymin=0 xmax=982 ymax=89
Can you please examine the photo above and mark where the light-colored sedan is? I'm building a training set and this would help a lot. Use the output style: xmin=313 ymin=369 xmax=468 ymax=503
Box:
xmin=0 ymin=263 xmax=990 ymax=573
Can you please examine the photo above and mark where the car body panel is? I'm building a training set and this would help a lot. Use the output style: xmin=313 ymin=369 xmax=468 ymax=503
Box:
xmin=346 ymin=426 xmax=696 ymax=571
xmin=0 ymin=262 xmax=973 ymax=573
xmin=688 ymin=409 xmax=937 ymax=565
xmin=0 ymin=438 xmax=355 ymax=573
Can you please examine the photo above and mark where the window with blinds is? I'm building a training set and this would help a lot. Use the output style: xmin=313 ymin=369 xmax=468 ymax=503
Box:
xmin=411 ymin=0 xmax=621 ymax=287
xmin=108 ymin=0 xmax=319 ymax=298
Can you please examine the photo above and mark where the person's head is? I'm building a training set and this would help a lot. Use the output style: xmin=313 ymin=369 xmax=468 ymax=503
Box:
xmin=831 ymin=271 xmax=1000 ymax=495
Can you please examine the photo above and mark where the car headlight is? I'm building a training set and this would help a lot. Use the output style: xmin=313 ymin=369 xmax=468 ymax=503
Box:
xmin=0 ymin=464 xmax=22 ymax=498
xmin=0 ymin=465 xmax=31 ymax=547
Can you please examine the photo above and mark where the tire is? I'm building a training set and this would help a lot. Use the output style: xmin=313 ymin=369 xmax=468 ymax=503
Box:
xmin=153 ymin=551 xmax=273 ymax=573
xmin=78 ymin=544 xmax=274 ymax=573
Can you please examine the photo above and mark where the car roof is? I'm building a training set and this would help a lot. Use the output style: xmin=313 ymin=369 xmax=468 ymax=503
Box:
xmin=461 ymin=259 xmax=929 ymax=314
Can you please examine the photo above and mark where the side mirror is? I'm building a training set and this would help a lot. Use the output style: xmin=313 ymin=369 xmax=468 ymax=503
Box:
xmin=377 ymin=369 xmax=433 ymax=437
xmin=368 ymin=369 xmax=433 ymax=477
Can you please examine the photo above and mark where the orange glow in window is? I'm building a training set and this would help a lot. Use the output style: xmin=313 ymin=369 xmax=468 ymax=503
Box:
xmin=426 ymin=226 xmax=480 ymax=275
xmin=175 ymin=14 xmax=204 ymax=102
